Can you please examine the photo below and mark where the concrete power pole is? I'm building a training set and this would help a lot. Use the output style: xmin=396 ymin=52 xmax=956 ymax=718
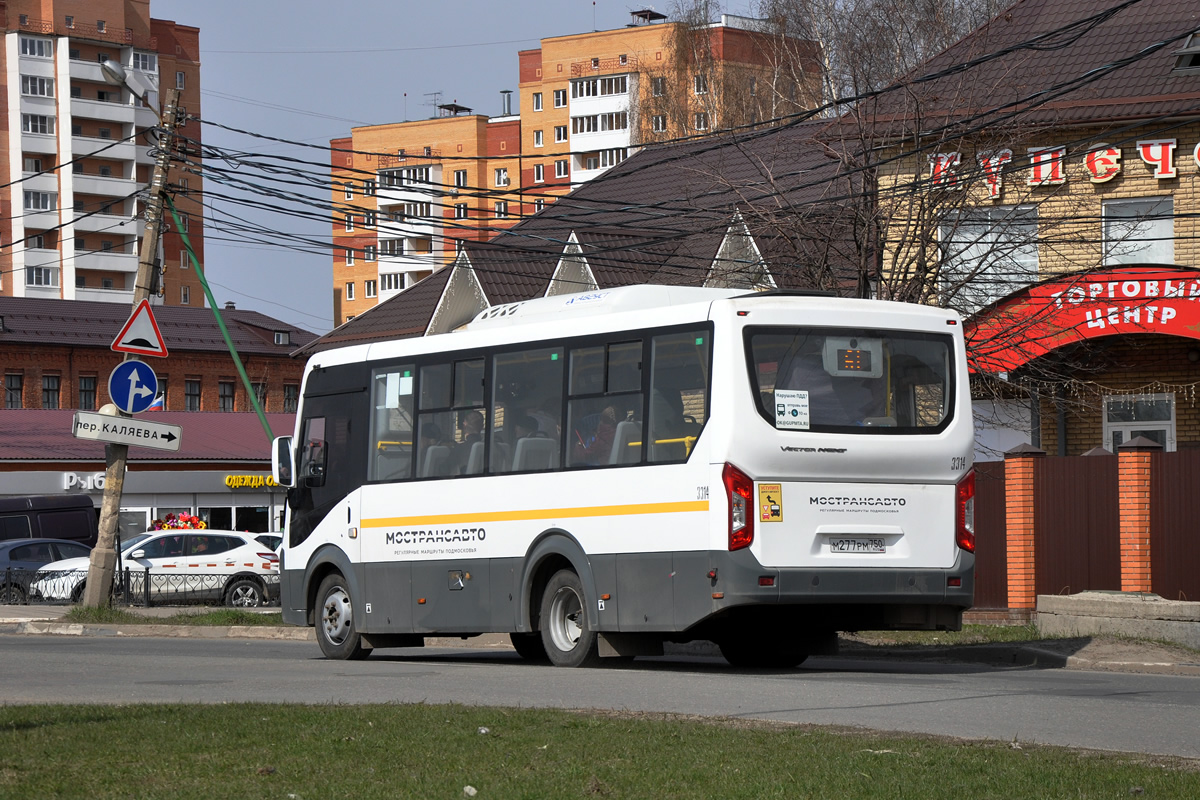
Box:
xmin=82 ymin=87 xmax=183 ymax=607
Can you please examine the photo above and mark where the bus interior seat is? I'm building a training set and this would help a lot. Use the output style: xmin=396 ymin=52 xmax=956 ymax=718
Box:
xmin=420 ymin=445 xmax=452 ymax=478
xmin=512 ymin=436 xmax=558 ymax=471
xmin=650 ymin=439 xmax=687 ymax=462
xmin=490 ymin=441 xmax=511 ymax=472
xmin=466 ymin=441 xmax=486 ymax=474
xmin=608 ymin=420 xmax=642 ymax=464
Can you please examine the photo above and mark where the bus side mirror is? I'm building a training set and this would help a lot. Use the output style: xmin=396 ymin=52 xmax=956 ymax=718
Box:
xmin=272 ymin=436 xmax=295 ymax=488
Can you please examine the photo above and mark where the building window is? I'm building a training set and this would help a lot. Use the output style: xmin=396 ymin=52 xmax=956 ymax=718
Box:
xmin=42 ymin=375 xmax=60 ymax=409
xmin=495 ymin=201 xmax=509 ymax=218
xmin=573 ymin=115 xmax=598 ymax=134
xmin=23 ymin=157 xmax=42 ymax=173
xmin=345 ymin=282 xmax=355 ymax=301
xmin=694 ymin=74 xmax=708 ymax=95
xmin=364 ymin=211 xmax=376 ymax=227
xmin=1105 ymin=393 xmax=1176 ymax=452
xmin=535 ymin=198 xmax=545 ymax=213
xmin=274 ymin=331 xmax=291 ymax=346
xmin=652 ymin=76 xmax=666 ymax=97
xmin=253 ymin=383 xmax=267 ymax=409
xmin=133 ymin=52 xmax=156 ymax=71
xmin=176 ymin=71 xmax=186 ymax=90
xmin=21 ymin=76 xmax=54 ymax=97
xmin=600 ymin=148 xmax=627 ymax=168
xmin=940 ymin=206 xmax=1039 ymax=316
xmin=344 ymin=182 xmax=353 ymax=200
xmin=555 ymin=160 xmax=569 ymax=179
xmin=532 ymin=92 xmax=543 ymax=111
xmin=26 ymin=266 xmax=58 ymax=287
xmin=534 ymin=163 xmax=544 ymax=183
xmin=284 ymin=384 xmax=299 ymax=413
xmin=554 ymin=125 xmax=567 ymax=143
xmin=365 ymin=280 xmax=377 ymax=298
xmin=364 ymin=244 xmax=376 ymax=261
xmin=101 ymin=278 xmax=114 ymax=289
xmin=553 ymin=89 xmax=567 ymax=107
xmin=344 ymin=214 xmax=353 ymax=232
xmin=6 ymin=375 xmax=23 ymax=409
xmin=454 ymin=169 xmax=468 ymax=188
xmin=494 ymin=167 xmax=509 ymax=187
xmin=345 ymin=248 xmax=354 ymax=266
xmin=21 ymin=114 xmax=54 ymax=135
xmin=534 ymin=130 xmax=543 ymax=147
xmin=585 ymin=156 xmax=598 ymax=170
xmin=185 ymin=380 xmax=201 ymax=410
xmin=1103 ymin=197 xmax=1174 ymax=265
xmin=156 ymin=377 xmax=167 ymax=409
xmin=454 ymin=203 xmax=468 ymax=219
xmin=362 ymin=179 xmax=376 ymax=196
xmin=19 ymin=37 xmax=52 ymax=58
xmin=78 ymin=376 xmax=97 ymax=411
xmin=380 ymin=273 xmax=403 ymax=291
xmin=651 ymin=114 xmax=667 ymax=133
xmin=96 ymin=20 xmax=106 ymax=33
xmin=181 ymin=286 xmax=190 ymax=304
xmin=218 ymin=381 xmax=235 ymax=412
xmin=64 ymin=15 xmax=74 ymax=28
xmin=181 ymin=249 xmax=189 ymax=268
xmin=694 ymin=112 xmax=708 ymax=131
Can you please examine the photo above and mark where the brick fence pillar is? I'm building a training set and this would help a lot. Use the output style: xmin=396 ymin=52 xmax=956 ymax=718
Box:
xmin=1117 ymin=436 xmax=1162 ymax=593
xmin=1004 ymin=443 xmax=1045 ymax=609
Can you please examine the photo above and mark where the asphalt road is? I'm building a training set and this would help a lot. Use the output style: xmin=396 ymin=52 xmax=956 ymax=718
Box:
xmin=3 ymin=634 xmax=1198 ymax=759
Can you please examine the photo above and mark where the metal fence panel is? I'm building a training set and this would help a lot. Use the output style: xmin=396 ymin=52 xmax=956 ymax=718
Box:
xmin=972 ymin=461 xmax=1008 ymax=609
xmin=1034 ymin=455 xmax=1120 ymax=597
xmin=1150 ymin=450 xmax=1200 ymax=602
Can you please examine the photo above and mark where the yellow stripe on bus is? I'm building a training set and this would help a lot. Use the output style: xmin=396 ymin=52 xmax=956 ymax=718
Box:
xmin=363 ymin=500 xmax=709 ymax=528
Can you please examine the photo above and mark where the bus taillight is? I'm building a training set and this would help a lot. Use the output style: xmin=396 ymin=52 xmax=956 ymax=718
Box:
xmin=955 ymin=469 xmax=975 ymax=553
xmin=722 ymin=462 xmax=754 ymax=551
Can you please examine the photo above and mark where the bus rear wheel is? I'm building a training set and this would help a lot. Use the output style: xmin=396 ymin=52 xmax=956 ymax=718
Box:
xmin=539 ymin=570 xmax=599 ymax=668
xmin=315 ymin=574 xmax=370 ymax=660
xmin=717 ymin=634 xmax=809 ymax=669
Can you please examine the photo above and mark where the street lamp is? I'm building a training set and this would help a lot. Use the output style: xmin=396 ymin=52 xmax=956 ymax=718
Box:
xmin=80 ymin=61 xmax=183 ymax=608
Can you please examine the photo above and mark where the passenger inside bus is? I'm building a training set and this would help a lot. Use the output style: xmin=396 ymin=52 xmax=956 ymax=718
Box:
xmin=779 ymin=354 xmax=889 ymax=427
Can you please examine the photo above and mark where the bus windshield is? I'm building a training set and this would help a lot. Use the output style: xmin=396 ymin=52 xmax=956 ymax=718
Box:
xmin=746 ymin=326 xmax=954 ymax=433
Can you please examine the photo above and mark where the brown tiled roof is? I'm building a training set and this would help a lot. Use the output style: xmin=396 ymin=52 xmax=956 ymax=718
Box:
xmin=876 ymin=0 xmax=1200 ymax=131
xmin=0 ymin=298 xmax=317 ymax=357
xmin=0 ymin=410 xmax=294 ymax=462
xmin=294 ymin=266 xmax=452 ymax=356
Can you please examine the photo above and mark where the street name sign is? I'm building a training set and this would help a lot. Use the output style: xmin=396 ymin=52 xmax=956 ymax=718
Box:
xmin=72 ymin=411 xmax=182 ymax=452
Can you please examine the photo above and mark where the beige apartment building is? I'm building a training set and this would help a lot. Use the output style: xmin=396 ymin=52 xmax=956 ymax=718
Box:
xmin=331 ymin=9 xmax=820 ymax=324
xmin=0 ymin=0 xmax=203 ymax=306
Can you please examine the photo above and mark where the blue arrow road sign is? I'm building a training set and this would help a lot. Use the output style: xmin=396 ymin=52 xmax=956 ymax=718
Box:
xmin=108 ymin=360 xmax=158 ymax=415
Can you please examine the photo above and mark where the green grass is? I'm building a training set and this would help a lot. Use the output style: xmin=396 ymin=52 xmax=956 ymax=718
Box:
xmin=61 ymin=606 xmax=284 ymax=626
xmin=0 ymin=704 xmax=1194 ymax=799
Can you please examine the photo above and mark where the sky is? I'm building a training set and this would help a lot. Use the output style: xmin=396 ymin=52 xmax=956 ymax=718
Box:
xmin=149 ymin=0 xmax=761 ymax=335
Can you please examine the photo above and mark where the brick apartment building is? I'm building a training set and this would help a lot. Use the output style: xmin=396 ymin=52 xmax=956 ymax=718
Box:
xmin=0 ymin=0 xmax=204 ymax=307
xmin=0 ymin=296 xmax=314 ymax=413
xmin=330 ymin=9 xmax=820 ymax=325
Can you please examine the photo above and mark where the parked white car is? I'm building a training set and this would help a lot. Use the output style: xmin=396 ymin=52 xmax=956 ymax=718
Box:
xmin=30 ymin=530 xmax=279 ymax=607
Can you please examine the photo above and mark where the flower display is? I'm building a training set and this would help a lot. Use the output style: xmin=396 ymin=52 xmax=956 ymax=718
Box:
xmin=150 ymin=512 xmax=207 ymax=530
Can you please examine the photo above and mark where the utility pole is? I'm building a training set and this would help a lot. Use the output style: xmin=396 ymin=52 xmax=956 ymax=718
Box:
xmin=82 ymin=86 xmax=182 ymax=607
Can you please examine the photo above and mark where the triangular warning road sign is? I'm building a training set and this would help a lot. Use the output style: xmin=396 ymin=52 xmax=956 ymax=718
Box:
xmin=111 ymin=299 xmax=169 ymax=358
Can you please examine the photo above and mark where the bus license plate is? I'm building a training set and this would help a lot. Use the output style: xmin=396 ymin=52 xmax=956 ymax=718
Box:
xmin=830 ymin=537 xmax=885 ymax=553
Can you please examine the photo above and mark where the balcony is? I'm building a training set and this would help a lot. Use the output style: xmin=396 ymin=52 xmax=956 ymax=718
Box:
xmin=23 ymin=209 xmax=60 ymax=229
xmin=18 ymin=16 xmax=153 ymax=49
xmin=76 ymin=249 xmax=138 ymax=274
xmin=376 ymin=250 xmax=442 ymax=273
xmin=71 ymin=97 xmax=135 ymax=125
xmin=72 ymin=173 xmax=136 ymax=197
xmin=74 ymin=285 xmax=135 ymax=303
xmin=73 ymin=136 xmax=137 ymax=161
xmin=21 ymin=133 xmax=57 ymax=154
xmin=73 ymin=211 xmax=141 ymax=236
xmin=571 ymin=56 xmax=637 ymax=77
xmin=22 ymin=172 xmax=58 ymax=194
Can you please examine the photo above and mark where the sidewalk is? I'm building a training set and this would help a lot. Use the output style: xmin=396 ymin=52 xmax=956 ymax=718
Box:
xmin=2 ymin=604 xmax=1198 ymax=675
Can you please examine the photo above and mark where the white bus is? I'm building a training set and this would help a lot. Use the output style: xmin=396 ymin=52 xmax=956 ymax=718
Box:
xmin=272 ymin=286 xmax=976 ymax=668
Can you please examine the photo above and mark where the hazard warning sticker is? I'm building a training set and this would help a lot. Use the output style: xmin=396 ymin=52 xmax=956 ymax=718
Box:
xmin=758 ymin=483 xmax=782 ymax=523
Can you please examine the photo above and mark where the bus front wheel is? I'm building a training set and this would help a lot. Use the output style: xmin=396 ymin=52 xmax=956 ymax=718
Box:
xmin=315 ymin=574 xmax=371 ymax=660
xmin=539 ymin=570 xmax=599 ymax=668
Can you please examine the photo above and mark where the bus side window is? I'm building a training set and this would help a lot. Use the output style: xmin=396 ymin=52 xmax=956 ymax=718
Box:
xmin=370 ymin=366 xmax=415 ymax=481
xmin=300 ymin=417 xmax=327 ymax=487
xmin=648 ymin=330 xmax=710 ymax=463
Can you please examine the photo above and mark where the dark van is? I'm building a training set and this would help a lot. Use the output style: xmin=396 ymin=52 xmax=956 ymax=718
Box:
xmin=0 ymin=495 xmax=98 ymax=548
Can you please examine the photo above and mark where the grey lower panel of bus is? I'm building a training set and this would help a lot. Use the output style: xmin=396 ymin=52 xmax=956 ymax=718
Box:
xmin=282 ymin=547 xmax=974 ymax=638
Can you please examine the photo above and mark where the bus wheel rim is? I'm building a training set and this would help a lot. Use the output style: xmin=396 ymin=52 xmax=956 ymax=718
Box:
xmin=548 ymin=586 xmax=582 ymax=652
xmin=322 ymin=587 xmax=352 ymax=645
